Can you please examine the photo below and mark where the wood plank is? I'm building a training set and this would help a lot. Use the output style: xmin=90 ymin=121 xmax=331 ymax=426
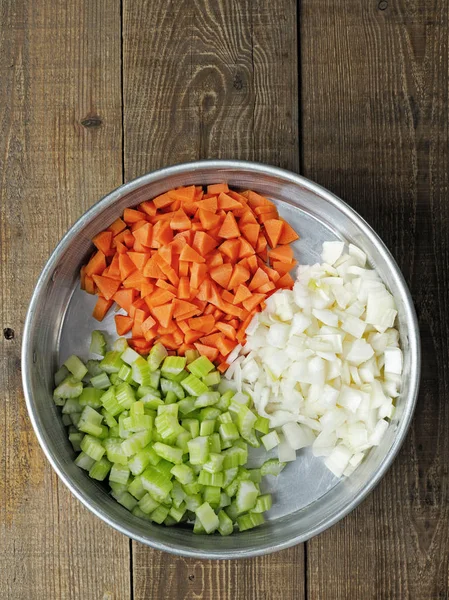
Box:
xmin=301 ymin=1 xmax=449 ymax=598
xmin=0 ymin=1 xmax=130 ymax=599
xmin=123 ymin=1 xmax=302 ymax=597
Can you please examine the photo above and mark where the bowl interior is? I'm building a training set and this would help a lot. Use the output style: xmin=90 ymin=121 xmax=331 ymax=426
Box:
xmin=23 ymin=162 xmax=419 ymax=558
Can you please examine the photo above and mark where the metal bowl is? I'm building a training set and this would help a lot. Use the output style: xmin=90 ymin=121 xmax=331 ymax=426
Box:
xmin=22 ymin=160 xmax=420 ymax=558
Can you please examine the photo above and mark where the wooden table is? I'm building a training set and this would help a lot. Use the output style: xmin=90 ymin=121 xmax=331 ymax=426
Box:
xmin=1 ymin=1 xmax=448 ymax=598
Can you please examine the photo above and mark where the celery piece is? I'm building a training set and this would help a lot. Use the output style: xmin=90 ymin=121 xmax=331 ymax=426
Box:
xmin=54 ymin=376 xmax=83 ymax=399
xmin=177 ymin=397 xmax=196 ymax=415
xmin=161 ymin=356 xmax=187 ymax=377
xmin=118 ymin=363 xmax=133 ymax=384
xmin=110 ymin=463 xmax=130 ymax=485
xmin=120 ymin=346 xmax=141 ymax=366
xmin=113 ymin=337 xmax=129 ymax=353
xmin=199 ymin=407 xmax=221 ymax=421
xmin=203 ymin=370 xmax=221 ymax=387
xmin=203 ymin=453 xmax=224 ymax=474
xmin=184 ymin=493 xmax=202 ymax=512
xmin=252 ymin=493 xmax=272 ymax=513
xmin=170 ymin=480 xmax=186 ymax=508
xmin=175 ymin=430 xmax=192 ymax=453
xmin=164 ymin=391 xmax=177 ymax=405
xmin=54 ymin=396 xmax=66 ymax=407
xmin=248 ymin=468 xmax=262 ymax=483
xmin=128 ymin=445 xmax=156 ymax=475
xmin=128 ymin=475 xmax=147 ymax=500
xmin=123 ymin=414 xmax=153 ymax=432
xmin=118 ymin=412 xmax=131 ymax=439
xmin=132 ymin=506 xmax=153 ymax=521
xmin=187 ymin=436 xmax=210 ymax=465
xmin=187 ymin=356 xmax=214 ymax=378
xmin=54 ymin=365 xmax=70 ymax=387
xmin=182 ymin=481 xmax=203 ymax=496
xmin=181 ymin=419 xmax=200 ymax=439
xmin=132 ymin=357 xmax=153 ymax=386
xmin=79 ymin=387 xmax=104 ymax=408
xmin=137 ymin=385 xmax=161 ymax=399
xmin=153 ymin=442 xmax=183 ymax=465
xmin=78 ymin=406 xmax=104 ymax=437
xmin=218 ymin=411 xmax=233 ymax=424
xmin=181 ymin=374 xmax=209 ymax=397
xmin=237 ymin=512 xmax=265 ymax=531
xmin=169 ymin=503 xmax=186 ymax=522
xmin=115 ymin=382 xmax=136 ymax=409
xmin=193 ymin=516 xmax=206 ymax=534
xmin=260 ymin=458 xmax=286 ymax=477
xmin=100 ymin=351 xmax=124 ymax=374
xmin=141 ymin=467 xmax=173 ymax=503
xmin=89 ymin=457 xmax=111 ymax=481
xmin=200 ymin=420 xmax=215 ymax=437
xmin=109 ymin=425 xmax=120 ymax=437
xmin=236 ymin=406 xmax=259 ymax=447
xmin=70 ymin=413 xmax=82 ymax=427
xmin=224 ymin=500 xmax=240 ymax=521
xmin=153 ymin=459 xmax=174 ymax=479
xmin=64 ymin=355 xmax=88 ymax=381
xmin=110 ymin=373 xmax=121 ymax=385
xmin=86 ymin=359 xmax=103 ymax=377
xmin=68 ymin=432 xmax=84 ymax=452
xmin=218 ymin=510 xmax=234 ymax=536
xmin=101 ymin=409 xmax=118 ymax=428
xmin=104 ymin=438 xmax=128 ymax=465
xmin=90 ymin=373 xmax=111 ymax=390
xmin=90 ymin=330 xmax=106 ymax=357
xmin=121 ymin=430 xmax=152 ymax=457
xmin=155 ymin=413 xmax=184 ymax=440
xmin=198 ymin=470 xmax=224 ymax=487
xmin=160 ymin=378 xmax=185 ymax=399
xmin=254 ymin=416 xmax=270 ymax=435
xmin=208 ymin=433 xmax=221 ymax=454
xmin=75 ymin=451 xmax=95 ymax=471
xmin=219 ymin=422 xmax=239 ymax=444
xmin=218 ymin=492 xmax=231 ymax=510
xmin=138 ymin=493 xmax=160 ymax=514
xmin=150 ymin=505 xmax=170 ymax=524
xmin=195 ymin=502 xmax=219 ymax=534
xmin=147 ymin=343 xmax=168 ymax=371
xmin=222 ymin=446 xmax=247 ymax=470
xmin=157 ymin=403 xmax=178 ymax=417
xmin=261 ymin=431 xmax=280 ymax=451
xmin=223 ymin=467 xmax=238 ymax=488
xmin=194 ymin=392 xmax=220 ymax=409
xmin=185 ymin=349 xmax=200 ymax=364
xmin=140 ymin=393 xmax=164 ymax=410
xmin=170 ymin=463 xmax=195 ymax=485
xmin=101 ymin=388 xmax=123 ymax=417
xmin=149 ymin=370 xmax=161 ymax=389
xmin=80 ymin=434 xmax=105 ymax=461
xmin=111 ymin=490 xmax=138 ymax=512
xmin=203 ymin=486 xmax=221 ymax=509
xmin=236 ymin=480 xmax=259 ymax=514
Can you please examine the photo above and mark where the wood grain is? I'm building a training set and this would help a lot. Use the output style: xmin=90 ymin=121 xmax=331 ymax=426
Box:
xmin=123 ymin=1 xmax=302 ymax=597
xmin=0 ymin=1 xmax=130 ymax=599
xmin=301 ymin=0 xmax=449 ymax=598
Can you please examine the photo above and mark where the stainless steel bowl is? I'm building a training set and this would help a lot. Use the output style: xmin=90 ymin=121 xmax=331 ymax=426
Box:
xmin=22 ymin=160 xmax=420 ymax=558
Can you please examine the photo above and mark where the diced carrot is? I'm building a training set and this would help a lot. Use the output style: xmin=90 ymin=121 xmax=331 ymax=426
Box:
xmin=133 ymin=222 xmax=153 ymax=247
xmin=212 ymin=309 xmax=224 ymax=321
xmin=221 ymin=290 xmax=235 ymax=304
xmin=207 ymin=183 xmax=229 ymax=195
xmin=215 ymin=336 xmax=236 ymax=357
xmin=128 ymin=338 xmax=152 ymax=353
xmin=215 ymin=322 xmax=237 ymax=341
xmin=210 ymin=264 xmax=232 ymax=288
xmin=188 ymin=314 xmax=216 ymax=333
xmin=92 ymin=296 xmax=113 ymax=321
xmin=278 ymin=220 xmax=299 ymax=244
xmin=92 ymin=230 xmax=114 ymax=256
xmin=92 ymin=275 xmax=121 ymax=300
xmin=220 ymin=302 xmax=246 ymax=319
xmin=218 ymin=212 xmax=240 ymax=239
xmin=206 ymin=251 xmax=224 ymax=268
xmin=240 ymin=223 xmax=260 ymax=247
xmin=127 ymin=252 xmax=151 ymax=272
xmin=151 ymin=303 xmax=175 ymax=329
xmin=138 ymin=200 xmax=157 ymax=217
xmin=124 ymin=208 xmax=146 ymax=224
xmin=242 ymin=293 xmax=266 ymax=312
xmin=131 ymin=219 xmax=148 ymax=233
xmin=141 ymin=281 xmax=155 ymax=298
xmin=185 ymin=330 xmax=204 ymax=344
xmin=145 ymin=288 xmax=176 ymax=308
xmin=84 ymin=275 xmax=95 ymax=294
xmin=124 ymin=231 xmax=135 ymax=248
xmin=119 ymin=253 xmax=137 ymax=280
xmin=192 ymin=231 xmax=217 ymax=256
xmin=179 ymin=244 xmax=205 ymax=263
xmin=141 ymin=315 xmax=157 ymax=334
xmin=257 ymin=281 xmax=276 ymax=294
xmin=167 ymin=185 xmax=196 ymax=203
xmin=116 ymin=241 xmax=128 ymax=255
xmin=107 ymin=255 xmax=122 ymax=281
xmin=199 ymin=333 xmax=222 ymax=347
xmin=239 ymin=237 xmax=256 ymax=259
xmin=108 ymin=218 xmax=127 ymax=236
xmin=143 ymin=327 xmax=158 ymax=342
xmin=178 ymin=260 xmax=189 ymax=277
xmin=170 ymin=199 xmax=181 ymax=212
xmin=156 ymin=279 xmax=178 ymax=295
xmin=217 ymin=192 xmax=242 ymax=211
xmin=218 ymin=239 xmax=240 ymax=262
xmin=249 ymin=268 xmax=270 ymax=291
xmin=197 ymin=278 xmax=211 ymax=301
xmin=173 ymin=299 xmax=201 ymax=319
xmin=276 ymin=272 xmax=295 ymax=288
xmin=143 ymin=255 xmax=166 ymax=279
xmin=152 ymin=221 xmax=173 ymax=247
xmin=239 ymin=210 xmax=258 ymax=226
xmin=112 ymin=230 xmax=128 ymax=248
xmin=255 ymin=205 xmax=278 ymax=217
xmin=268 ymin=244 xmax=294 ymax=263
xmin=247 ymin=255 xmax=258 ymax=274
xmin=123 ymin=271 xmax=149 ymax=291
xmin=153 ymin=192 xmax=173 ymax=209
xmin=85 ymin=251 xmax=106 ymax=277
xmin=113 ymin=288 xmax=137 ymax=313
xmin=190 ymin=263 xmax=208 ymax=290
xmin=178 ymin=276 xmax=190 ymax=299
xmin=170 ymin=208 xmax=192 ymax=230
xmin=228 ymin=264 xmax=250 ymax=289
xmin=194 ymin=343 xmax=219 ymax=362
xmin=272 ymin=260 xmax=297 ymax=276
xmin=115 ymin=314 xmax=133 ymax=335
xmin=182 ymin=201 xmax=198 ymax=217
xmin=236 ymin=312 xmax=254 ymax=344
xmin=198 ymin=208 xmax=222 ymax=230
xmin=244 ymin=190 xmax=272 ymax=209
xmin=233 ymin=284 xmax=252 ymax=305
xmin=195 ymin=197 xmax=218 ymax=213
xmin=217 ymin=362 xmax=229 ymax=373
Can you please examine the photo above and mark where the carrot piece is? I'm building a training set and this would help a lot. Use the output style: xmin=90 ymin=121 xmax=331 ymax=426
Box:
xmin=228 ymin=264 xmax=251 ymax=289
xmin=206 ymin=251 xmax=224 ymax=268
xmin=177 ymin=343 xmax=195 ymax=356
xmin=218 ymin=212 xmax=240 ymax=239
xmin=132 ymin=222 xmax=153 ymax=247
xmin=170 ymin=199 xmax=182 ymax=212
xmin=128 ymin=338 xmax=152 ymax=353
xmin=239 ymin=210 xmax=258 ymax=226
xmin=198 ymin=208 xmax=222 ymax=231
xmin=272 ymin=260 xmax=297 ymax=276
xmin=233 ymin=284 xmax=252 ymax=305
xmin=217 ymin=192 xmax=242 ymax=211
xmin=179 ymin=244 xmax=205 ymax=263
xmin=187 ymin=263 xmax=205 ymax=290
xmin=123 ymin=271 xmax=149 ymax=291
xmin=145 ymin=288 xmax=176 ymax=308
xmin=170 ymin=208 xmax=192 ymax=231
xmin=192 ymin=231 xmax=217 ymax=256
xmin=217 ymin=239 xmax=238 ymax=262
xmin=178 ymin=276 xmax=190 ymax=299
xmin=173 ymin=299 xmax=200 ymax=319
xmin=150 ymin=303 xmax=174 ymax=329
xmin=188 ymin=314 xmax=216 ymax=333
xmin=185 ymin=329 xmax=204 ymax=344
xmin=153 ymin=192 xmax=173 ymax=209
xmin=92 ymin=297 xmax=113 ymax=321
xmin=217 ymin=362 xmax=229 ymax=373
xmin=244 ymin=190 xmax=272 ymax=209
xmin=92 ymin=275 xmax=121 ymax=300
xmin=115 ymin=314 xmax=133 ymax=335
xmin=113 ymin=288 xmax=137 ymax=313
xmin=195 ymin=197 xmax=218 ymax=213
xmin=247 ymin=255 xmax=258 ymax=274
xmin=278 ymin=220 xmax=299 ymax=244
xmin=194 ymin=343 xmax=219 ymax=362
xmin=143 ymin=327 xmax=158 ymax=342
xmin=263 ymin=220 xmax=284 ymax=248
xmin=118 ymin=253 xmax=137 ymax=280
xmin=167 ymin=185 xmax=196 ymax=203
xmin=138 ymin=200 xmax=157 ymax=217
xmin=242 ymin=293 xmax=266 ymax=312
xmin=141 ymin=315 xmax=157 ymax=334
xmin=210 ymin=264 xmax=232 ymax=289
xmin=236 ymin=312 xmax=254 ymax=344
xmin=108 ymin=218 xmax=127 ymax=236
xmin=239 ymin=237 xmax=256 ymax=259
xmin=141 ymin=281 xmax=155 ymax=298
xmin=115 ymin=241 xmax=127 ymax=255
xmin=207 ymin=183 xmax=229 ymax=195
xmin=156 ymin=279 xmax=178 ymax=294
xmin=124 ymin=208 xmax=146 ymax=224
xmin=131 ymin=219 xmax=148 ymax=233
xmin=158 ymin=244 xmax=172 ymax=265
xmin=92 ymin=230 xmax=113 ymax=256
xmin=143 ymin=255 xmax=166 ymax=279
xmin=85 ymin=251 xmax=106 ymax=277
xmin=215 ymin=336 xmax=236 ymax=357
xmin=124 ymin=231 xmax=135 ymax=248
xmin=221 ymin=290 xmax=235 ymax=304
xmin=276 ymin=272 xmax=295 ymax=288
xmin=112 ymin=230 xmax=128 ymax=248
xmin=153 ymin=221 xmax=173 ymax=247
xmin=255 ymin=205 xmax=278 ymax=217
xmin=127 ymin=252 xmax=151 ymax=272
xmin=182 ymin=201 xmax=198 ymax=217
xmin=198 ymin=332 xmax=222 ymax=347
xmin=132 ymin=310 xmax=146 ymax=338
xmin=197 ymin=278 xmax=211 ymax=301
xmin=258 ymin=211 xmax=279 ymax=225
xmin=151 ymin=211 xmax=174 ymax=223
xmin=256 ymin=233 xmax=268 ymax=254
xmin=249 ymin=268 xmax=270 ymax=291
xmin=220 ymin=302 xmax=246 ymax=319
xmin=84 ymin=276 xmax=95 ymax=295
xmin=240 ymin=223 xmax=260 ymax=247
xmin=178 ymin=260 xmax=189 ymax=277
xmin=215 ymin=322 xmax=237 ymax=341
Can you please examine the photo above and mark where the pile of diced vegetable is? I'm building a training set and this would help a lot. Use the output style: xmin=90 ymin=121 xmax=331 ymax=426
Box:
xmin=54 ymin=333 xmax=284 ymax=534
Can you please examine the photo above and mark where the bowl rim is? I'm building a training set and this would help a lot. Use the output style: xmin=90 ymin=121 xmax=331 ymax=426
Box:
xmin=22 ymin=159 xmax=421 ymax=558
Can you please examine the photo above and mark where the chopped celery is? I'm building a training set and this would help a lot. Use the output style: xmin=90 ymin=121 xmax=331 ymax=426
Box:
xmin=120 ymin=346 xmax=141 ymax=365
xmin=203 ymin=486 xmax=221 ymax=508
xmin=218 ymin=510 xmax=234 ymax=535
xmin=260 ymin=458 xmax=286 ymax=477
xmin=128 ymin=445 xmax=158 ymax=475
xmin=121 ymin=430 xmax=152 ymax=457
xmin=153 ymin=442 xmax=183 ymax=464
xmin=203 ymin=453 xmax=224 ymax=474
xmin=252 ymin=493 xmax=272 ymax=513
xmin=161 ymin=356 xmax=187 ymax=377
xmin=187 ymin=356 xmax=214 ymax=378
xmin=187 ymin=436 xmax=209 ymax=465
xmin=101 ymin=388 xmax=122 ymax=417
xmin=101 ymin=409 xmax=118 ymax=428
xmin=237 ymin=512 xmax=265 ymax=531
xmin=109 ymin=464 xmax=130 ymax=485
xmin=169 ymin=503 xmax=186 ymax=522
xmin=54 ymin=376 xmax=83 ymax=399
xmin=112 ymin=337 xmax=129 ymax=353
xmin=75 ymin=451 xmax=95 ymax=471
xmin=64 ymin=355 xmax=88 ymax=380
xmin=200 ymin=420 xmax=215 ymax=436
xmin=140 ymin=393 xmax=164 ymax=410
xmin=89 ymin=457 xmax=111 ymax=481
xmin=150 ymin=504 xmax=169 ymax=524
xmin=115 ymin=382 xmax=136 ymax=409
xmin=195 ymin=502 xmax=219 ymax=533
xmin=111 ymin=490 xmax=138 ymax=511
xmin=154 ymin=459 xmax=175 ymax=479
xmin=54 ymin=365 xmax=70 ymax=386
xmin=198 ymin=470 xmax=224 ymax=487
xmin=69 ymin=431 xmax=84 ymax=451
xmin=182 ymin=419 xmax=200 ymax=439
xmin=261 ymin=431 xmax=280 ymax=451
xmin=160 ymin=378 xmax=185 ymax=399
xmin=170 ymin=463 xmax=195 ymax=485
xmin=208 ymin=433 xmax=222 ymax=454
xmin=236 ymin=480 xmax=259 ymax=513
xmin=104 ymin=438 xmax=128 ymax=465
xmin=181 ymin=374 xmax=209 ymax=397
xmin=248 ymin=468 xmax=262 ymax=483
xmin=219 ymin=422 xmax=239 ymax=444
xmin=254 ymin=416 xmax=270 ymax=434
xmin=185 ymin=349 xmax=200 ymax=364
xmin=118 ymin=363 xmax=133 ymax=384
xmin=149 ymin=370 xmax=161 ymax=389
xmin=90 ymin=330 xmax=106 ymax=357
xmin=175 ymin=430 xmax=192 ymax=453
xmin=132 ymin=357 xmax=153 ymax=386
xmin=86 ymin=360 xmax=103 ymax=377
xmin=193 ymin=516 xmax=206 ymax=534
xmin=223 ymin=467 xmax=238 ymax=488
xmin=218 ymin=492 xmax=231 ymax=509
xmin=170 ymin=481 xmax=186 ymax=508
xmin=132 ymin=506 xmax=152 ymax=521
xmin=79 ymin=387 xmax=104 ymax=408
xmin=138 ymin=493 xmax=160 ymax=514
xmin=100 ymin=351 xmax=124 ymax=374
xmin=203 ymin=370 xmax=221 ymax=387
xmin=194 ymin=391 xmax=220 ymax=409
xmin=80 ymin=435 xmax=105 ymax=461
xmin=70 ymin=413 xmax=82 ymax=427
xmin=147 ymin=343 xmax=168 ymax=371
xmin=184 ymin=493 xmax=202 ymax=512
xmin=177 ymin=397 xmax=196 ymax=415
xmin=164 ymin=390 xmax=178 ymax=404
xmin=141 ymin=467 xmax=173 ymax=503
xmin=78 ymin=406 xmax=104 ymax=437
xmin=137 ymin=385 xmax=161 ymax=399
xmin=61 ymin=398 xmax=83 ymax=414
